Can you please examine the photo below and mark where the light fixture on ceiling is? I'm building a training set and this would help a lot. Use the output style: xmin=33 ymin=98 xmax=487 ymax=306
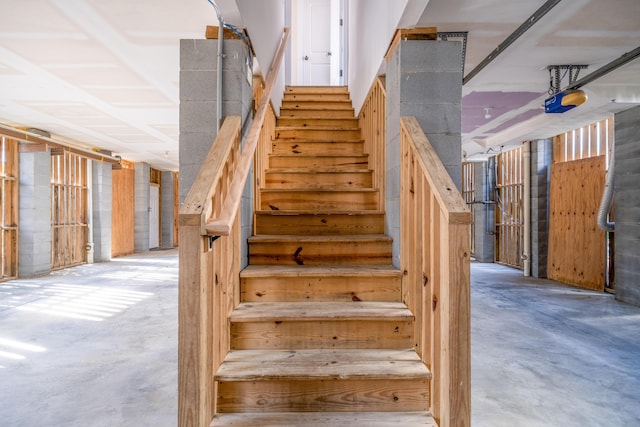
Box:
xmin=484 ymin=107 xmax=492 ymax=119
xmin=164 ymin=151 xmax=169 ymax=158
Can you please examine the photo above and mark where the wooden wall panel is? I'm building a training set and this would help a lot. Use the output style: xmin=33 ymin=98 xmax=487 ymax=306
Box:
xmin=112 ymin=166 xmax=135 ymax=257
xmin=548 ymin=156 xmax=606 ymax=290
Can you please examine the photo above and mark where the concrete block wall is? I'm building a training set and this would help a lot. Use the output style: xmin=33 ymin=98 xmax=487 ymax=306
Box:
xmin=614 ymin=106 xmax=640 ymax=306
xmin=386 ymin=40 xmax=463 ymax=267
xmin=134 ymin=162 xmax=150 ymax=253
xmin=472 ymin=161 xmax=495 ymax=263
xmin=179 ymin=39 xmax=253 ymax=205
xmin=92 ymin=161 xmax=112 ymax=262
xmin=19 ymin=150 xmax=51 ymax=276
xmin=161 ymin=171 xmax=175 ymax=248
xmin=530 ymin=139 xmax=552 ymax=278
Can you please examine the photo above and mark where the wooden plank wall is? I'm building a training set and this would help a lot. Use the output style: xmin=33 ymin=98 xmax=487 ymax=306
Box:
xmin=548 ymin=156 xmax=606 ymax=290
xmin=358 ymin=77 xmax=386 ymax=209
xmin=51 ymin=152 xmax=88 ymax=269
xmin=461 ymin=162 xmax=476 ymax=257
xmin=494 ymin=147 xmax=524 ymax=269
xmin=400 ymin=117 xmax=471 ymax=427
xmin=112 ymin=161 xmax=135 ymax=257
xmin=0 ymin=136 xmax=19 ymax=280
xmin=548 ymin=118 xmax=612 ymax=290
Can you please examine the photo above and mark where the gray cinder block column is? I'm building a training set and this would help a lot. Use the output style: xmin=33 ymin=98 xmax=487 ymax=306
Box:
xmin=386 ymin=40 xmax=463 ymax=267
xmin=19 ymin=150 xmax=51 ymax=276
xmin=92 ymin=161 xmax=113 ymax=262
xmin=161 ymin=171 xmax=175 ymax=248
xmin=179 ymin=38 xmax=253 ymax=205
xmin=530 ymin=139 xmax=552 ymax=278
xmin=473 ymin=161 xmax=495 ymax=263
xmin=614 ymin=105 xmax=640 ymax=306
xmin=134 ymin=162 xmax=150 ymax=253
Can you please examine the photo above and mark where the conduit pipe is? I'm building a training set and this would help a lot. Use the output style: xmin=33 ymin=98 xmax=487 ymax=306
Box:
xmin=523 ymin=141 xmax=531 ymax=277
xmin=597 ymin=143 xmax=615 ymax=232
xmin=208 ymin=0 xmax=225 ymax=133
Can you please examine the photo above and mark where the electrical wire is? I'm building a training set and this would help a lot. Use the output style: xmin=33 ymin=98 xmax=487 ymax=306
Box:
xmin=205 ymin=1 xmax=253 ymax=69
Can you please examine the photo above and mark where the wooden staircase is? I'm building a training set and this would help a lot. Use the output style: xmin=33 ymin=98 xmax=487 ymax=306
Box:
xmin=212 ymin=86 xmax=436 ymax=426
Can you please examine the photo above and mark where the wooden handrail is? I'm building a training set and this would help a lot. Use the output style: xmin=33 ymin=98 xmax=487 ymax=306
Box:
xmin=205 ymin=28 xmax=290 ymax=236
xmin=179 ymin=116 xmax=242 ymax=229
xmin=400 ymin=116 xmax=471 ymax=224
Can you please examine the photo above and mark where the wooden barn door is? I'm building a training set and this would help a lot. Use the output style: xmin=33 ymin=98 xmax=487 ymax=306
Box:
xmin=494 ymin=147 xmax=524 ymax=269
xmin=1 ymin=136 xmax=19 ymax=280
xmin=51 ymin=152 xmax=87 ymax=269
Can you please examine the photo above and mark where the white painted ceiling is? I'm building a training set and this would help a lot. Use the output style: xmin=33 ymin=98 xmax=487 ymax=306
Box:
xmin=1 ymin=0 xmax=639 ymax=170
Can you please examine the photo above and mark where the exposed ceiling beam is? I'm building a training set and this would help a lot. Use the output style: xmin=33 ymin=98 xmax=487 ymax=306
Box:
xmin=463 ymin=0 xmax=563 ymax=85
xmin=568 ymin=46 xmax=640 ymax=90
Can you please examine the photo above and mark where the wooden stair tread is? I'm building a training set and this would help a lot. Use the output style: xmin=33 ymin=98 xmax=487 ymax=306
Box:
xmin=265 ymin=169 xmax=372 ymax=174
xmin=273 ymin=138 xmax=365 ymax=143
xmin=260 ymin=187 xmax=379 ymax=193
xmin=254 ymin=209 xmax=382 ymax=215
xmin=241 ymin=264 xmax=401 ymax=278
xmin=275 ymin=125 xmax=361 ymax=131
xmin=230 ymin=301 xmax=413 ymax=322
xmin=212 ymin=411 xmax=437 ymax=426
xmin=286 ymin=86 xmax=349 ymax=92
xmin=216 ymin=349 xmax=431 ymax=381
xmin=248 ymin=234 xmax=391 ymax=243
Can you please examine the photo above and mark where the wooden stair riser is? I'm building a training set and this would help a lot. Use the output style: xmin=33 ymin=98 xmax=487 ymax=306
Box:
xmin=281 ymin=101 xmax=353 ymax=111
xmin=216 ymin=379 xmax=429 ymax=413
xmin=271 ymin=141 xmax=364 ymax=156
xmin=249 ymin=238 xmax=391 ymax=265
xmin=283 ymin=93 xmax=351 ymax=102
xmin=285 ymin=86 xmax=348 ymax=94
xmin=264 ymin=171 xmax=373 ymax=189
xmin=277 ymin=118 xmax=359 ymax=128
xmin=254 ymin=212 xmax=384 ymax=235
xmin=274 ymin=128 xmax=361 ymax=141
xmin=280 ymin=109 xmax=355 ymax=119
xmin=269 ymin=155 xmax=369 ymax=170
xmin=230 ymin=319 xmax=413 ymax=350
xmin=241 ymin=275 xmax=401 ymax=303
xmin=260 ymin=190 xmax=379 ymax=211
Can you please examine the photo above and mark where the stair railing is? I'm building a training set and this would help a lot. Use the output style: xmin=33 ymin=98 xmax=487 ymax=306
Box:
xmin=178 ymin=28 xmax=289 ymax=427
xmin=358 ymin=76 xmax=386 ymax=209
xmin=400 ymin=116 xmax=472 ymax=427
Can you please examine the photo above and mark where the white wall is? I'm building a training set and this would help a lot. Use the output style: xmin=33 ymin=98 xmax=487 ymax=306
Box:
xmin=236 ymin=0 xmax=286 ymax=114
xmin=347 ymin=0 xmax=407 ymax=113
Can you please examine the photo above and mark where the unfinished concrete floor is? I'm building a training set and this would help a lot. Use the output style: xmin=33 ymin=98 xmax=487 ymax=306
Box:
xmin=1 ymin=251 xmax=639 ymax=426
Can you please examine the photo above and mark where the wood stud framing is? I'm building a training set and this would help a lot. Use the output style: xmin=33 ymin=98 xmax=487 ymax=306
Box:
xmin=358 ymin=77 xmax=386 ymax=210
xmin=1 ymin=137 xmax=19 ymax=280
xmin=461 ymin=162 xmax=476 ymax=257
xmin=494 ymin=147 xmax=524 ymax=269
xmin=50 ymin=151 xmax=88 ymax=270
